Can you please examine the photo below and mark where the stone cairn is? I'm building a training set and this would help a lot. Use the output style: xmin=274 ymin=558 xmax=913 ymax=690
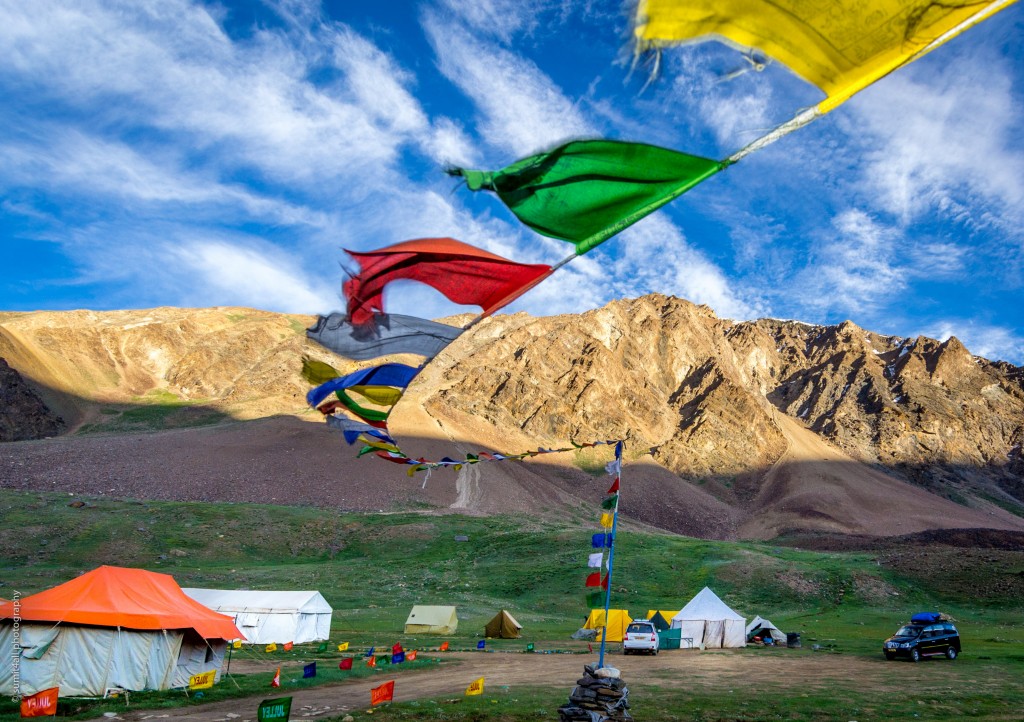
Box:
xmin=557 ymin=664 xmax=632 ymax=722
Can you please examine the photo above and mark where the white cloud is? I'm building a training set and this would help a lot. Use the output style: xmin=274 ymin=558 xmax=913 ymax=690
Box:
xmin=919 ymin=320 xmax=1024 ymax=365
xmin=850 ymin=56 xmax=1024 ymax=230
xmin=172 ymin=239 xmax=334 ymax=313
xmin=798 ymin=209 xmax=905 ymax=316
xmin=423 ymin=8 xmax=595 ymax=156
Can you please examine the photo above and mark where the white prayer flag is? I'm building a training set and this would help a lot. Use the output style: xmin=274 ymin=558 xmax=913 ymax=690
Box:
xmin=605 ymin=459 xmax=621 ymax=476
xmin=588 ymin=552 xmax=603 ymax=569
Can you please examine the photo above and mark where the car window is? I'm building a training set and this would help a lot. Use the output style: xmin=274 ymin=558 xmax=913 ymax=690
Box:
xmin=627 ymin=624 xmax=653 ymax=633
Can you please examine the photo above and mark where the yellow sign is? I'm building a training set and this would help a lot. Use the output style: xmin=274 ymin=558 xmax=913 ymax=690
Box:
xmin=337 ymin=642 xmax=349 ymax=652
xmin=188 ymin=670 xmax=216 ymax=690
xmin=265 ymin=643 xmax=278 ymax=653
xmin=465 ymin=677 xmax=484 ymax=696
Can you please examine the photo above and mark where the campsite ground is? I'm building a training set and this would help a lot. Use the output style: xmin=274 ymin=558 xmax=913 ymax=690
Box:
xmin=73 ymin=646 xmax=1024 ymax=722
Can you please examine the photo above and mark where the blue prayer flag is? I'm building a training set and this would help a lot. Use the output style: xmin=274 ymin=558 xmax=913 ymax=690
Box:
xmin=591 ymin=532 xmax=612 ymax=548
xmin=391 ymin=652 xmax=405 ymax=664
xmin=477 ymin=640 xmax=486 ymax=650
xmin=303 ymin=662 xmax=316 ymax=678
xmin=365 ymin=646 xmax=375 ymax=657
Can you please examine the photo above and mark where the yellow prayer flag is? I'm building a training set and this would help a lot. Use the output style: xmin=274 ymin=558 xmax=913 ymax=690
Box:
xmin=188 ymin=670 xmax=216 ymax=690
xmin=337 ymin=642 xmax=349 ymax=652
xmin=232 ymin=640 xmax=242 ymax=649
xmin=348 ymin=384 xmax=404 ymax=406
xmin=634 ymin=0 xmax=1015 ymax=115
xmin=465 ymin=677 xmax=485 ymax=696
xmin=600 ymin=512 xmax=613 ymax=528
xmin=265 ymin=643 xmax=278 ymax=653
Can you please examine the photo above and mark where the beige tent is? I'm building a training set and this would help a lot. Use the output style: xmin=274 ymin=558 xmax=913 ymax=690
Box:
xmin=583 ymin=609 xmax=631 ymax=642
xmin=404 ymin=605 xmax=458 ymax=634
xmin=671 ymin=587 xmax=746 ymax=649
xmin=484 ymin=609 xmax=522 ymax=638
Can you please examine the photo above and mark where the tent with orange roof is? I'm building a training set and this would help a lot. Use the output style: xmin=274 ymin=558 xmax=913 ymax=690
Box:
xmin=0 ymin=566 xmax=242 ymax=697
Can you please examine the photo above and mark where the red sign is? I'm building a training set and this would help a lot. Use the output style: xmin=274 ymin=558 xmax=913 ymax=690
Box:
xmin=370 ymin=680 xmax=395 ymax=706
xmin=20 ymin=688 xmax=58 ymax=718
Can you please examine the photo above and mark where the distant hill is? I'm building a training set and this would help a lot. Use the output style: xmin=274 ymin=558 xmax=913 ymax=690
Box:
xmin=1 ymin=297 xmax=1022 ymax=540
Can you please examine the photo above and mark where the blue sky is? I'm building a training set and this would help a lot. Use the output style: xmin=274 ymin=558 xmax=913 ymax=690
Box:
xmin=2 ymin=0 xmax=1023 ymax=363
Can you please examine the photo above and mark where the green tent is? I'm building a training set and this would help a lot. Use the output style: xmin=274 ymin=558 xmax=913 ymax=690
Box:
xmin=484 ymin=609 xmax=522 ymax=639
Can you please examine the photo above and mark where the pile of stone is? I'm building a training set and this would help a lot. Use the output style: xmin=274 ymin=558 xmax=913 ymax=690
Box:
xmin=557 ymin=665 xmax=632 ymax=722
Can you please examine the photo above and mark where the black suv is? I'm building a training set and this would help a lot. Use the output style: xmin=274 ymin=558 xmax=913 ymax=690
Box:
xmin=883 ymin=622 xmax=960 ymax=662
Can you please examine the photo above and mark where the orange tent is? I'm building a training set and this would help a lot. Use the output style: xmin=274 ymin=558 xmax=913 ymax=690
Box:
xmin=0 ymin=566 xmax=241 ymax=639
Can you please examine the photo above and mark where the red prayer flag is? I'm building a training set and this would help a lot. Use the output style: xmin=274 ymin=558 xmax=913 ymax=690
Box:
xmin=440 ymin=641 xmax=449 ymax=651
xmin=407 ymin=650 xmax=417 ymax=661
xmin=585 ymin=572 xmax=601 ymax=587
xmin=339 ymin=657 xmax=354 ymax=670
xmin=366 ymin=655 xmax=377 ymax=668
xmin=344 ymin=238 xmax=552 ymax=326
xmin=391 ymin=642 xmax=403 ymax=654
xmin=607 ymin=478 xmax=619 ymax=494
xmin=370 ymin=680 xmax=395 ymax=706
xmin=283 ymin=642 xmax=293 ymax=651
xmin=270 ymin=667 xmax=281 ymax=688
xmin=20 ymin=688 xmax=58 ymax=717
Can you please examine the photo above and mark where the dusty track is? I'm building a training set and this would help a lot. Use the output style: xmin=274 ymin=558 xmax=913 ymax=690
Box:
xmin=89 ymin=648 xmax=1007 ymax=721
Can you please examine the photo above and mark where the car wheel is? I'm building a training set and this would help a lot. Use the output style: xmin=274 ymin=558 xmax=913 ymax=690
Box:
xmin=910 ymin=648 xmax=920 ymax=663
xmin=653 ymin=648 xmax=659 ymax=656
xmin=946 ymin=647 xmax=957 ymax=660
xmin=884 ymin=652 xmax=895 ymax=660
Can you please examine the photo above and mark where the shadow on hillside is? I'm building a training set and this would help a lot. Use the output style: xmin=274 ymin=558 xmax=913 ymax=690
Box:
xmin=1 ymin=380 xmax=1022 ymax=541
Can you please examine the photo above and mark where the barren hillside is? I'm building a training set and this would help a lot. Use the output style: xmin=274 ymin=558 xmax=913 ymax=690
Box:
xmin=1 ymin=298 xmax=1022 ymax=540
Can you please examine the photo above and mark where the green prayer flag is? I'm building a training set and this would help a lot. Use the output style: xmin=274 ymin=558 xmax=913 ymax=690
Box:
xmin=336 ymin=390 xmax=391 ymax=422
xmin=316 ymin=642 xmax=328 ymax=653
xmin=257 ymin=697 xmax=292 ymax=722
xmin=526 ymin=642 xmax=535 ymax=652
xmin=586 ymin=591 xmax=604 ymax=608
xmin=448 ymin=139 xmax=726 ymax=254
xmin=601 ymin=494 xmax=618 ymax=510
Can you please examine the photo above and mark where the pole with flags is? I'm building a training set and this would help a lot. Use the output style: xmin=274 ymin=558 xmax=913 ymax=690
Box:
xmin=598 ymin=440 xmax=623 ymax=669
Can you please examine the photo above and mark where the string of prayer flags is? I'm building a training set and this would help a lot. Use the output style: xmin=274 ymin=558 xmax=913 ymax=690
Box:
xmin=465 ymin=677 xmax=485 ymax=696
xmin=303 ymin=662 xmax=316 ymax=678
xmin=339 ymin=657 xmax=353 ymax=671
xmin=343 ymin=238 xmax=552 ymax=327
xmin=448 ymin=139 xmax=726 ymax=255
xmin=370 ymin=680 xmax=395 ymax=706
xmin=307 ymin=312 xmax=462 ymax=361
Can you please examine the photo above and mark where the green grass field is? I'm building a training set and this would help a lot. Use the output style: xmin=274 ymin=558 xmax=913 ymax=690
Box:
xmin=1 ymin=490 xmax=1022 ymax=721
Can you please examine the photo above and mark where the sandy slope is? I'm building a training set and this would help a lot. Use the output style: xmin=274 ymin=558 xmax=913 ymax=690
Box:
xmin=738 ymin=412 xmax=1024 ymax=538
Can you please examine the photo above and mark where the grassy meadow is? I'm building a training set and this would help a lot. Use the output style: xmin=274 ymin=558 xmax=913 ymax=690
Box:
xmin=1 ymin=489 xmax=1022 ymax=720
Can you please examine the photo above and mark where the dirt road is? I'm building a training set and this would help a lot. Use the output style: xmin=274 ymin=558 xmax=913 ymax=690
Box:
xmin=89 ymin=648 xmax=966 ymax=721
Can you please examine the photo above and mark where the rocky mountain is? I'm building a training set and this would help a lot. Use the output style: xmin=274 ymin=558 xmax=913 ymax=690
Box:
xmin=1 ymin=298 xmax=1022 ymax=540
xmin=0 ymin=358 xmax=64 ymax=441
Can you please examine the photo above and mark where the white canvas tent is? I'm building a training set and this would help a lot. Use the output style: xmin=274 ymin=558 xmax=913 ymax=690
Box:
xmin=404 ymin=605 xmax=458 ymax=634
xmin=0 ymin=567 xmax=240 ymax=697
xmin=182 ymin=589 xmax=332 ymax=645
xmin=746 ymin=615 xmax=786 ymax=643
xmin=671 ymin=587 xmax=746 ymax=649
